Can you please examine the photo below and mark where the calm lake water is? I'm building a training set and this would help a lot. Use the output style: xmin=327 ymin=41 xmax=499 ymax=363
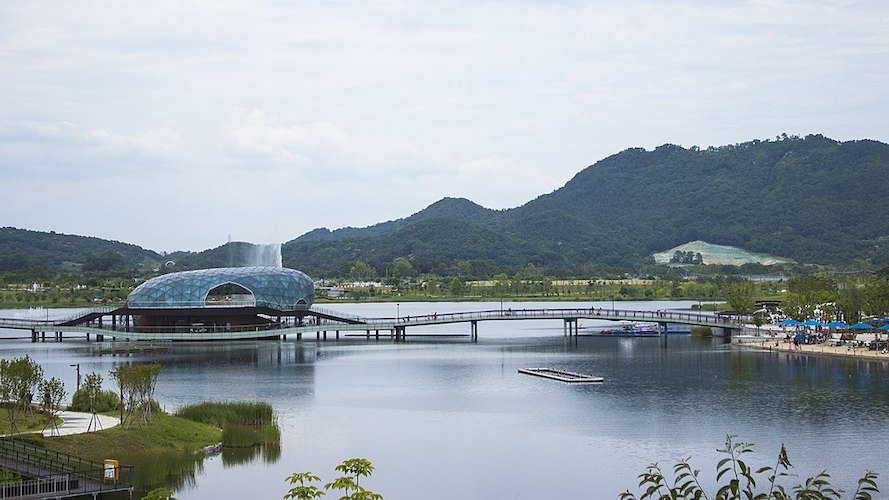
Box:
xmin=2 ymin=300 xmax=889 ymax=499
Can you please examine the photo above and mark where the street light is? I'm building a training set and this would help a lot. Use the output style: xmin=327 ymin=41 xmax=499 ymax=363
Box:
xmin=70 ymin=363 xmax=81 ymax=391
xmin=396 ymin=303 xmax=400 ymax=322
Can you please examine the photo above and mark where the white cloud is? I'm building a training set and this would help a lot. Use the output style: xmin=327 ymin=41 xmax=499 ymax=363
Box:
xmin=220 ymin=108 xmax=349 ymax=165
xmin=0 ymin=122 xmax=181 ymax=178
xmin=1 ymin=0 xmax=887 ymax=250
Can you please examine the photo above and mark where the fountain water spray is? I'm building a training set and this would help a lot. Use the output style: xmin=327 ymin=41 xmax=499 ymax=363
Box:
xmin=247 ymin=243 xmax=283 ymax=267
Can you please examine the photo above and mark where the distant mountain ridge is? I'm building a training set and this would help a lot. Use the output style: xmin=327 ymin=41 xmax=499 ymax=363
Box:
xmin=0 ymin=226 xmax=161 ymax=275
xmin=283 ymin=134 xmax=889 ymax=275
xmin=3 ymin=134 xmax=888 ymax=277
xmin=294 ymin=197 xmax=497 ymax=243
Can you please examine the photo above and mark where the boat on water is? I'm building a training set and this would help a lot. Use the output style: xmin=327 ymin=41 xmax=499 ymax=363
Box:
xmin=598 ymin=322 xmax=690 ymax=337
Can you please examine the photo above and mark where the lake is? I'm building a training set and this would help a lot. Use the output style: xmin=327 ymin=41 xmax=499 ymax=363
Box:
xmin=2 ymin=300 xmax=888 ymax=499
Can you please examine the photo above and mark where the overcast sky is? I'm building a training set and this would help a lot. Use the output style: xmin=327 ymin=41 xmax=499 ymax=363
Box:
xmin=2 ymin=1 xmax=886 ymax=253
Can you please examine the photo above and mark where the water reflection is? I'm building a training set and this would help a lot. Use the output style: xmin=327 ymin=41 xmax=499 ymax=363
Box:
xmin=222 ymin=444 xmax=280 ymax=467
xmin=3 ymin=301 xmax=889 ymax=499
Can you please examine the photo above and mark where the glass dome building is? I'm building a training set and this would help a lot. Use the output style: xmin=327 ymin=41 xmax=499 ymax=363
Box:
xmin=124 ymin=267 xmax=315 ymax=335
xmin=127 ymin=266 xmax=315 ymax=310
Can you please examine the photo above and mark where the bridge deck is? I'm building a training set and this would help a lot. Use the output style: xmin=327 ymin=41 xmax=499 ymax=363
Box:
xmin=0 ymin=306 xmax=742 ymax=341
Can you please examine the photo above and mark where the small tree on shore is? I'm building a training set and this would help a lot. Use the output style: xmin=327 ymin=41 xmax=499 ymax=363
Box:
xmin=723 ymin=281 xmax=755 ymax=315
xmin=0 ymin=356 xmax=44 ymax=433
xmin=110 ymin=363 xmax=162 ymax=426
xmin=37 ymin=377 xmax=66 ymax=436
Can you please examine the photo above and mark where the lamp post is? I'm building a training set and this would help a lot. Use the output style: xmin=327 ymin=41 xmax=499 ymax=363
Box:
xmin=396 ymin=303 xmax=400 ymax=322
xmin=70 ymin=363 xmax=81 ymax=391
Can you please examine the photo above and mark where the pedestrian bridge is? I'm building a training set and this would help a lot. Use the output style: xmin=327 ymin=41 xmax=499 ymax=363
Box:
xmin=0 ymin=306 xmax=743 ymax=342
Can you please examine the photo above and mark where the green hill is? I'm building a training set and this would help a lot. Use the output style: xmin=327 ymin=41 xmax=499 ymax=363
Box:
xmin=283 ymin=134 xmax=889 ymax=276
xmin=0 ymin=227 xmax=161 ymax=277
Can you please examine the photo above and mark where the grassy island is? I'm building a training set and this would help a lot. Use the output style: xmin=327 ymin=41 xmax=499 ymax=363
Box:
xmin=12 ymin=402 xmax=280 ymax=496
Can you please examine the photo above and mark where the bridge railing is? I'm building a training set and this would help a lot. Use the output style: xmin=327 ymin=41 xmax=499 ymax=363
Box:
xmin=308 ymin=306 xmax=366 ymax=323
xmin=57 ymin=306 xmax=117 ymax=323
xmin=0 ymin=438 xmax=133 ymax=492
xmin=2 ymin=307 xmax=743 ymax=337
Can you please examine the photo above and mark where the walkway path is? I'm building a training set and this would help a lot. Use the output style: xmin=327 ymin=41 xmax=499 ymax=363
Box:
xmin=46 ymin=410 xmax=121 ymax=436
xmin=2 ymin=410 xmax=121 ymax=438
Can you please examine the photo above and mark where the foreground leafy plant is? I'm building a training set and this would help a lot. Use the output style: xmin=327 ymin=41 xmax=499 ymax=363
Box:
xmin=284 ymin=458 xmax=383 ymax=500
xmin=619 ymin=435 xmax=879 ymax=500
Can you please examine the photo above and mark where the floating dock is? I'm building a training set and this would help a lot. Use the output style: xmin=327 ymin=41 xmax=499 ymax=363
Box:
xmin=518 ymin=368 xmax=604 ymax=383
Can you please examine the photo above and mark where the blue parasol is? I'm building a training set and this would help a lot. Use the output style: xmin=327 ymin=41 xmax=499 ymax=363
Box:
xmin=801 ymin=320 xmax=823 ymax=327
xmin=778 ymin=319 xmax=802 ymax=326
xmin=826 ymin=321 xmax=849 ymax=328
xmin=850 ymin=322 xmax=873 ymax=330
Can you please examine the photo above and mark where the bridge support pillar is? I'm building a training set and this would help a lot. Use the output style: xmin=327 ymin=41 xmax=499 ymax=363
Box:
xmin=336 ymin=330 xmax=340 ymax=339
xmin=470 ymin=320 xmax=478 ymax=342
xmin=31 ymin=330 xmax=37 ymax=343
xmin=392 ymin=326 xmax=406 ymax=342
xmin=96 ymin=334 xmax=104 ymax=342
xmin=297 ymin=332 xmax=302 ymax=340
xmin=563 ymin=319 xmax=579 ymax=337
xmin=375 ymin=330 xmax=379 ymax=339
xmin=41 ymin=331 xmax=45 ymax=342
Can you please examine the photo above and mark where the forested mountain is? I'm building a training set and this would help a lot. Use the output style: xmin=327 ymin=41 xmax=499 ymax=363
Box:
xmin=3 ymin=134 xmax=887 ymax=280
xmin=282 ymin=134 xmax=889 ymax=276
xmin=294 ymin=197 xmax=497 ymax=243
xmin=0 ymin=227 xmax=161 ymax=277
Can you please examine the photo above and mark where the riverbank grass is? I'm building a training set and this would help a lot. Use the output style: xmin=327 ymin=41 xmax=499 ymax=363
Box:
xmin=176 ymin=401 xmax=280 ymax=448
xmin=31 ymin=411 xmax=222 ymax=461
xmin=0 ymin=406 xmax=61 ymax=435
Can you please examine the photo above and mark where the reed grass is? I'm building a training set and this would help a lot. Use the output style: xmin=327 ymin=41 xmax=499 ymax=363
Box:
xmin=176 ymin=402 xmax=280 ymax=449
xmin=174 ymin=401 xmax=274 ymax=427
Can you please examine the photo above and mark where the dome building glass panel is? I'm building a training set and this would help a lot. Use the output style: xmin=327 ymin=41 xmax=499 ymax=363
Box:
xmin=127 ymin=267 xmax=315 ymax=310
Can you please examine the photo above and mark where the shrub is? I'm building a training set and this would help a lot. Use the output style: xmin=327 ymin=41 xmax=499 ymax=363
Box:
xmin=690 ymin=326 xmax=713 ymax=337
xmin=619 ymin=435 xmax=878 ymax=499
xmin=69 ymin=388 xmax=119 ymax=413
xmin=175 ymin=402 xmax=274 ymax=427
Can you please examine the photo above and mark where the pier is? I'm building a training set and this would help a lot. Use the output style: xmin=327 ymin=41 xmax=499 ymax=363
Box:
xmin=518 ymin=368 xmax=604 ymax=383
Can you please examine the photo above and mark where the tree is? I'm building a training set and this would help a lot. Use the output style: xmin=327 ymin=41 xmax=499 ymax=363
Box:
xmin=388 ymin=257 xmax=416 ymax=281
xmin=110 ymin=363 xmax=162 ymax=426
xmin=70 ymin=372 xmax=117 ymax=431
xmin=448 ymin=277 xmax=465 ymax=297
xmin=37 ymin=377 xmax=66 ymax=436
xmin=837 ymin=285 xmax=866 ymax=324
xmin=0 ymin=356 xmax=44 ymax=433
xmin=349 ymin=261 xmax=377 ymax=282
xmin=723 ymin=281 xmax=755 ymax=315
